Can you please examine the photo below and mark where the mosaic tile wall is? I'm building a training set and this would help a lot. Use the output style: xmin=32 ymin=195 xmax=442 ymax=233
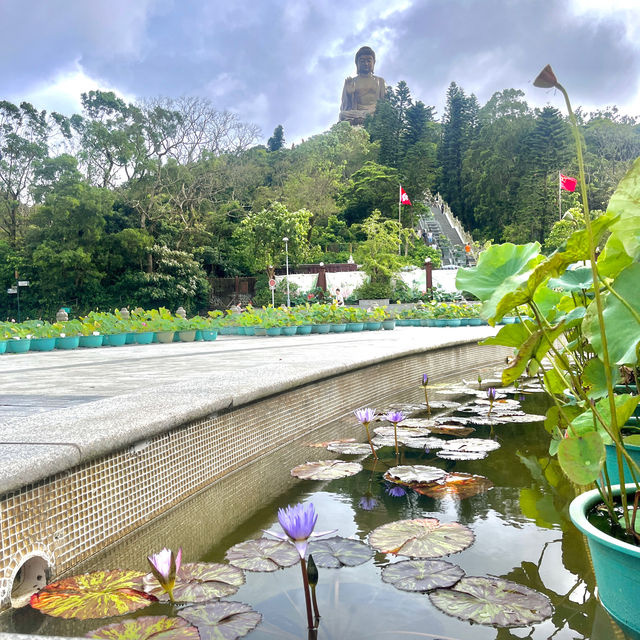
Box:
xmin=0 ymin=343 xmax=509 ymax=609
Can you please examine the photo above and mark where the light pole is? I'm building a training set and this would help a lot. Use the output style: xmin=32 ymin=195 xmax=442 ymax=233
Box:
xmin=283 ymin=237 xmax=291 ymax=307
xmin=424 ymin=258 xmax=433 ymax=300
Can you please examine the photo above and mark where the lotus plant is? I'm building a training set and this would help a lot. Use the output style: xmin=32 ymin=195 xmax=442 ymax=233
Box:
xmin=421 ymin=374 xmax=431 ymax=414
xmin=147 ymin=547 xmax=182 ymax=603
xmin=265 ymin=502 xmax=335 ymax=630
xmin=354 ymin=407 xmax=378 ymax=459
xmin=386 ymin=410 xmax=405 ymax=456
xmin=306 ymin=554 xmax=320 ymax=625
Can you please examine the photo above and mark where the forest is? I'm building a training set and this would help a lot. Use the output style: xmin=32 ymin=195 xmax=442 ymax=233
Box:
xmin=1 ymin=79 xmax=639 ymax=318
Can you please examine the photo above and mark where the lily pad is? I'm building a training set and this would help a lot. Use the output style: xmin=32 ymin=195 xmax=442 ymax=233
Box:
xmin=434 ymin=416 xmax=471 ymax=426
xmin=381 ymin=560 xmax=465 ymax=592
xmin=291 ymin=460 xmax=362 ymax=480
xmin=378 ymin=403 xmax=424 ymax=415
xmin=436 ymin=450 xmax=488 ymax=461
xmin=307 ymin=438 xmax=356 ymax=448
xmin=144 ymin=563 xmax=244 ymax=602
xmin=326 ymin=442 xmax=376 ymax=454
xmin=384 ymin=465 xmax=447 ymax=485
xmin=307 ymin=536 xmax=373 ymax=568
xmin=439 ymin=438 xmax=500 ymax=453
xmin=225 ymin=539 xmax=300 ymax=572
xmin=413 ymin=473 xmax=494 ymax=499
xmin=178 ymin=601 xmax=262 ymax=640
xmin=396 ymin=418 xmax=439 ymax=428
xmin=429 ymin=425 xmax=476 ymax=436
xmin=374 ymin=426 xmax=432 ymax=438
xmin=30 ymin=570 xmax=155 ymax=620
xmin=475 ymin=398 xmax=521 ymax=409
xmin=371 ymin=435 xmax=400 ymax=447
xmin=369 ymin=518 xmax=474 ymax=558
xmin=424 ymin=400 xmax=462 ymax=409
xmin=429 ymin=576 xmax=553 ymax=627
xmin=402 ymin=437 xmax=447 ymax=450
xmin=86 ymin=615 xmax=199 ymax=639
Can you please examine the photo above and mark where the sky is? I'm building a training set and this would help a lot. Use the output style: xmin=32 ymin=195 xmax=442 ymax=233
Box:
xmin=2 ymin=0 xmax=640 ymax=145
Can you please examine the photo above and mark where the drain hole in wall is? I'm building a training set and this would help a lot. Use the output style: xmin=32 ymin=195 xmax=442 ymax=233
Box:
xmin=10 ymin=555 xmax=50 ymax=608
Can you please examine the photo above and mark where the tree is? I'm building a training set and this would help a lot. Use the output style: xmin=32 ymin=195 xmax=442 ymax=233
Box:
xmin=354 ymin=210 xmax=401 ymax=284
xmin=267 ymin=125 xmax=285 ymax=152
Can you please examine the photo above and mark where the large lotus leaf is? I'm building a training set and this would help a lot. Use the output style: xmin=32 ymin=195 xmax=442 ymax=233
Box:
xmin=225 ymin=539 xmax=299 ymax=572
xmin=582 ymin=357 xmax=621 ymax=399
xmin=307 ymin=536 xmax=373 ymax=568
xmin=583 ymin=263 xmax=640 ymax=365
xmin=30 ymin=570 xmax=154 ymax=620
xmin=307 ymin=438 xmax=356 ymax=448
xmin=455 ymin=242 xmax=541 ymax=302
xmin=532 ymin=285 xmax=564 ymax=321
xmin=374 ymin=426 xmax=432 ymax=438
xmin=144 ymin=563 xmax=244 ymax=602
xmin=437 ymin=450 xmax=488 ymax=461
xmin=369 ymin=518 xmax=474 ymax=558
xmin=178 ymin=601 xmax=262 ymax=640
xmin=382 ymin=559 xmax=465 ymax=592
xmin=558 ymin=432 xmax=605 ymax=485
xmin=327 ymin=442 xmax=376 ymax=454
xmin=598 ymin=234 xmax=634 ymax=279
xmin=570 ymin=393 xmax=640 ymax=445
xmin=413 ymin=473 xmax=493 ymax=500
xmin=606 ymin=155 xmax=640 ymax=263
xmin=86 ymin=615 xmax=199 ymax=639
xmin=485 ymin=216 xmax=613 ymax=323
xmin=434 ymin=416 xmax=471 ymax=425
xmin=403 ymin=437 xmax=447 ymax=450
xmin=439 ymin=438 xmax=500 ymax=453
xmin=480 ymin=322 xmax=532 ymax=348
xmin=384 ymin=465 xmax=447 ymax=485
xmin=429 ymin=576 xmax=553 ymax=627
xmin=548 ymin=267 xmax=593 ymax=292
xmin=291 ymin=460 xmax=362 ymax=480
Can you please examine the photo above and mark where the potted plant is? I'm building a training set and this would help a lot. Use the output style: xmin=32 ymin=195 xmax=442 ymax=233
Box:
xmin=5 ymin=322 xmax=33 ymax=353
xmin=456 ymin=65 xmax=640 ymax=636
xmin=78 ymin=317 xmax=105 ymax=348
xmin=25 ymin=320 xmax=58 ymax=351
xmin=55 ymin=319 xmax=82 ymax=349
xmin=142 ymin=308 xmax=178 ymax=343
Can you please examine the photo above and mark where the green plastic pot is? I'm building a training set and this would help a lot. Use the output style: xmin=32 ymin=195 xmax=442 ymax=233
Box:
xmin=282 ymin=326 xmax=297 ymax=336
xmin=55 ymin=336 xmax=80 ymax=349
xmin=296 ymin=325 xmax=312 ymax=335
xmin=79 ymin=334 xmax=104 ymax=348
xmin=201 ymin=329 xmax=218 ymax=341
xmin=125 ymin=333 xmax=136 ymax=344
xmin=155 ymin=331 xmax=175 ymax=344
xmin=105 ymin=333 xmax=127 ymax=347
xmin=178 ymin=330 xmax=196 ymax=342
xmin=570 ymin=485 xmax=640 ymax=638
xmin=134 ymin=332 xmax=154 ymax=345
xmin=0 ymin=340 xmax=6 ymax=354
xmin=6 ymin=338 xmax=31 ymax=353
xmin=446 ymin=318 xmax=462 ymax=327
xmin=348 ymin=322 xmax=364 ymax=332
xmin=419 ymin=319 xmax=430 ymax=327
xmin=266 ymin=327 xmax=282 ymax=336
xmin=365 ymin=321 xmax=382 ymax=331
xmin=602 ymin=443 xmax=640 ymax=486
xmin=331 ymin=323 xmax=347 ymax=333
xmin=468 ymin=318 xmax=483 ymax=326
xmin=30 ymin=337 xmax=56 ymax=352
xmin=382 ymin=320 xmax=396 ymax=330
xmin=395 ymin=319 xmax=410 ymax=326
xmin=255 ymin=328 xmax=267 ymax=336
xmin=243 ymin=327 xmax=256 ymax=336
xmin=315 ymin=324 xmax=331 ymax=334
xmin=433 ymin=319 xmax=447 ymax=327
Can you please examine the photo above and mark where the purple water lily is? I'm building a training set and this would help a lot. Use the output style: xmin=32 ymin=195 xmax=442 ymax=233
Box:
xmin=359 ymin=495 xmax=378 ymax=511
xmin=421 ymin=374 xmax=429 ymax=387
xmin=385 ymin=484 xmax=406 ymax=498
xmin=265 ymin=502 xmax=336 ymax=559
xmin=385 ymin=411 xmax=405 ymax=456
xmin=487 ymin=387 xmax=497 ymax=415
xmin=147 ymin=547 xmax=182 ymax=602
xmin=355 ymin=407 xmax=378 ymax=459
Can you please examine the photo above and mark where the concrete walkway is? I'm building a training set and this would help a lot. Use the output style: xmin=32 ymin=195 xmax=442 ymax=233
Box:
xmin=0 ymin=326 xmax=499 ymax=494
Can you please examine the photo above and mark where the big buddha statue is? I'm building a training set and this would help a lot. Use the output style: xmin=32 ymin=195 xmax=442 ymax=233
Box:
xmin=339 ymin=46 xmax=386 ymax=126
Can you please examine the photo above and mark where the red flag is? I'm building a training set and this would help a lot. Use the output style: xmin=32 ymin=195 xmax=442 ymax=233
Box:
xmin=560 ymin=174 xmax=577 ymax=192
xmin=400 ymin=186 xmax=412 ymax=205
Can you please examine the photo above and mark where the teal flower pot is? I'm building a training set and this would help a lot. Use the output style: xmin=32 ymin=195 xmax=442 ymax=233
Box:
xmin=30 ymin=337 xmax=56 ymax=352
xmin=178 ymin=330 xmax=196 ymax=342
xmin=106 ymin=333 xmax=127 ymax=347
xmin=79 ymin=334 xmax=104 ymax=348
xmin=297 ymin=325 xmax=312 ymax=335
xmin=570 ymin=485 xmax=640 ymax=638
xmin=0 ymin=340 xmax=6 ymax=354
xmin=419 ymin=319 xmax=430 ymax=327
xmin=236 ymin=327 xmax=246 ymax=335
xmin=201 ymin=329 xmax=218 ymax=341
xmin=348 ymin=322 xmax=364 ymax=332
xmin=315 ymin=324 xmax=331 ymax=334
xmin=134 ymin=332 xmax=154 ymax=345
xmin=243 ymin=327 xmax=256 ymax=336
xmin=410 ymin=319 xmax=421 ymax=326
xmin=255 ymin=328 xmax=267 ymax=336
xmin=195 ymin=330 xmax=203 ymax=341
xmin=266 ymin=327 xmax=282 ymax=336
xmin=446 ymin=318 xmax=462 ymax=327
xmin=395 ymin=319 xmax=410 ymax=326
xmin=331 ymin=323 xmax=347 ymax=333
xmin=6 ymin=338 xmax=31 ymax=353
xmin=125 ymin=333 xmax=136 ymax=344
xmin=468 ymin=318 xmax=483 ymax=326
xmin=55 ymin=336 xmax=80 ymax=350
xmin=219 ymin=327 xmax=233 ymax=335
xmin=365 ymin=321 xmax=382 ymax=331
xmin=155 ymin=331 xmax=175 ymax=344
xmin=382 ymin=320 xmax=396 ymax=330
xmin=603 ymin=443 xmax=640 ymax=486
xmin=282 ymin=326 xmax=297 ymax=336
xmin=502 ymin=316 xmax=517 ymax=324
xmin=311 ymin=325 xmax=320 ymax=333
xmin=434 ymin=319 xmax=447 ymax=327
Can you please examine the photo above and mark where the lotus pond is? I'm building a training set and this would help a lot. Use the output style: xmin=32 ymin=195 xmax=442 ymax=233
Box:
xmin=2 ymin=373 xmax=632 ymax=639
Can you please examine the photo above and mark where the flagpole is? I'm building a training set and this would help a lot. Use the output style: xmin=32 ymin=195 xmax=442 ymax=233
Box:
xmin=398 ymin=184 xmax=402 ymax=255
xmin=558 ymin=171 xmax=562 ymax=221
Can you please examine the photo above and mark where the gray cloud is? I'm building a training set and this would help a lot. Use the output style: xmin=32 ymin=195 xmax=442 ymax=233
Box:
xmin=1 ymin=0 xmax=639 ymax=143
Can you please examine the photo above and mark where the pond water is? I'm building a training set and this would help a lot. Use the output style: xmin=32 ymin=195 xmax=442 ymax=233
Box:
xmin=1 ymin=375 xmax=633 ymax=639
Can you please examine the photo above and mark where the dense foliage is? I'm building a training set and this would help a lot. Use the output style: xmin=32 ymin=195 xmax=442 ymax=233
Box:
xmin=1 ymin=81 xmax=639 ymax=319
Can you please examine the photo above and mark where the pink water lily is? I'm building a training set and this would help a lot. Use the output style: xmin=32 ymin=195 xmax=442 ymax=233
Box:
xmin=147 ymin=547 xmax=182 ymax=602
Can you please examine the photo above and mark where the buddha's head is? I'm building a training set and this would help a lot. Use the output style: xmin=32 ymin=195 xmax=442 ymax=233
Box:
xmin=355 ymin=46 xmax=376 ymax=76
